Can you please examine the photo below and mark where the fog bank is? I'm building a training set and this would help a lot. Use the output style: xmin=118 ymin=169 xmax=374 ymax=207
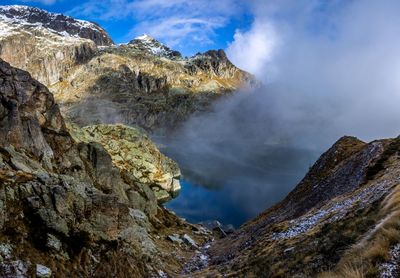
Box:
xmin=161 ymin=0 xmax=400 ymax=224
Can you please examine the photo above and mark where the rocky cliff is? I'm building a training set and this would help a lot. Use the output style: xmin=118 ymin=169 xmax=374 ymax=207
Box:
xmin=186 ymin=136 xmax=400 ymax=277
xmin=0 ymin=5 xmax=256 ymax=132
xmin=0 ymin=59 xmax=212 ymax=277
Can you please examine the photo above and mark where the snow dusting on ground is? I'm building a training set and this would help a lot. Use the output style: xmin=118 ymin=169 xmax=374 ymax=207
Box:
xmin=380 ymin=243 xmax=400 ymax=278
xmin=272 ymin=180 xmax=393 ymax=240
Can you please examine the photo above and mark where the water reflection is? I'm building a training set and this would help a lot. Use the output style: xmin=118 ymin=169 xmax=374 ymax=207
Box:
xmin=161 ymin=140 xmax=320 ymax=227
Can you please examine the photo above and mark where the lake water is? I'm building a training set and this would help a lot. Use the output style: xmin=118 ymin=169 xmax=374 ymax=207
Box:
xmin=159 ymin=138 xmax=320 ymax=227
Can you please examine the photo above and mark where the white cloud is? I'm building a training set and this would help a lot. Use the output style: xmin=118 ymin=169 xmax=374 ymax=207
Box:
xmin=227 ymin=20 xmax=279 ymax=79
xmin=69 ymin=0 xmax=245 ymax=47
xmin=206 ymin=0 xmax=400 ymax=147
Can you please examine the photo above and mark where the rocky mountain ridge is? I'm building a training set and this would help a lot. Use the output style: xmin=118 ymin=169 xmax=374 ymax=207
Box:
xmin=0 ymin=5 xmax=256 ymax=132
xmin=1 ymin=4 xmax=398 ymax=278
xmin=128 ymin=34 xmax=182 ymax=59
xmin=0 ymin=5 xmax=113 ymax=45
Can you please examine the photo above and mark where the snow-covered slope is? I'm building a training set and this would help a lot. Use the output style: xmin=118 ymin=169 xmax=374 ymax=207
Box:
xmin=0 ymin=5 xmax=104 ymax=85
xmin=0 ymin=5 xmax=113 ymax=45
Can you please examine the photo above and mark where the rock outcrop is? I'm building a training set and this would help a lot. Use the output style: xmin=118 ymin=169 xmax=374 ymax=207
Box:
xmin=186 ymin=136 xmax=400 ymax=277
xmin=68 ymin=123 xmax=181 ymax=203
xmin=0 ymin=59 xmax=211 ymax=277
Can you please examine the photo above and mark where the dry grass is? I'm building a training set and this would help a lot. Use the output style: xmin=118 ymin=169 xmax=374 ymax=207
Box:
xmin=319 ymin=183 xmax=400 ymax=277
xmin=319 ymin=263 xmax=365 ymax=278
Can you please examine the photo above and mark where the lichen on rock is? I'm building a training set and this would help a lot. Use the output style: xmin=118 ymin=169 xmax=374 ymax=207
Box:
xmin=68 ymin=123 xmax=181 ymax=203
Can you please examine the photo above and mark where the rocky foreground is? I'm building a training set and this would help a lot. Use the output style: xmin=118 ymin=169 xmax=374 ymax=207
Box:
xmin=0 ymin=59 xmax=214 ymax=277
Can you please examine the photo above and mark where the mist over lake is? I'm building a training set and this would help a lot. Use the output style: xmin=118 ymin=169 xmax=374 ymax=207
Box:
xmin=156 ymin=124 xmax=320 ymax=227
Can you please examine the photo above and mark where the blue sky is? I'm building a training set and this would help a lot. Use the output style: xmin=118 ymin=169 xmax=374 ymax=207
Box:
xmin=1 ymin=0 xmax=253 ymax=56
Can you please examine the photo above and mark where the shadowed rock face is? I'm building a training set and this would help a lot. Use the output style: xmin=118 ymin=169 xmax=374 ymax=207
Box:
xmin=0 ymin=59 xmax=211 ymax=277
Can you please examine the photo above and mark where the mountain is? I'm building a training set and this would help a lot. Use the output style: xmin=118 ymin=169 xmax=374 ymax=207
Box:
xmin=0 ymin=5 xmax=256 ymax=132
xmin=1 ymin=4 xmax=397 ymax=278
xmin=0 ymin=5 xmax=113 ymax=45
xmin=128 ymin=34 xmax=182 ymax=59
xmin=0 ymin=5 xmax=109 ymax=86
xmin=1 ymin=60 xmax=398 ymax=276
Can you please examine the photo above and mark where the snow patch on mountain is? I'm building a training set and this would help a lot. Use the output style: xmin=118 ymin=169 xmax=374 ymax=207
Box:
xmin=0 ymin=5 xmax=113 ymax=45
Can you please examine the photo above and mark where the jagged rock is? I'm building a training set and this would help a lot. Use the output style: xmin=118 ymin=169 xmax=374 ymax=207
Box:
xmin=46 ymin=234 xmax=62 ymax=252
xmin=0 ymin=260 xmax=28 ymax=277
xmin=167 ymin=234 xmax=183 ymax=244
xmin=0 ymin=5 xmax=113 ymax=45
xmin=128 ymin=34 xmax=182 ymax=59
xmin=0 ymin=243 xmax=12 ymax=260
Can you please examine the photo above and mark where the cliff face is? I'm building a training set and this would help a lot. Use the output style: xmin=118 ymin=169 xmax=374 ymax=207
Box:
xmin=52 ymin=43 xmax=255 ymax=131
xmin=187 ymin=136 xmax=400 ymax=277
xmin=0 ymin=5 xmax=256 ymax=132
xmin=0 ymin=59 xmax=211 ymax=277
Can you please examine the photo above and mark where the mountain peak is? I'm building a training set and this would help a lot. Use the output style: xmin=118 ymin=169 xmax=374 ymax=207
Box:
xmin=128 ymin=34 xmax=182 ymax=59
xmin=0 ymin=4 xmax=113 ymax=46
xmin=135 ymin=34 xmax=157 ymax=42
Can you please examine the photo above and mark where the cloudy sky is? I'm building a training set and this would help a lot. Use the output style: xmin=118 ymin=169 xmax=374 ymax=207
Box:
xmin=2 ymin=0 xmax=254 ymax=56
